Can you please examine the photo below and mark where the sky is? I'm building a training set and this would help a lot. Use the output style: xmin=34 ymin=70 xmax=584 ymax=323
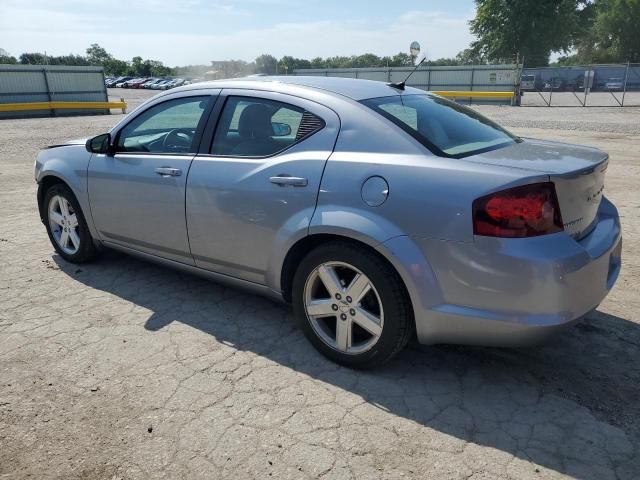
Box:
xmin=0 ymin=0 xmax=477 ymax=66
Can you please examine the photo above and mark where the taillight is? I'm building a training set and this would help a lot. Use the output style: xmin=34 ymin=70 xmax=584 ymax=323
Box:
xmin=473 ymin=182 xmax=564 ymax=238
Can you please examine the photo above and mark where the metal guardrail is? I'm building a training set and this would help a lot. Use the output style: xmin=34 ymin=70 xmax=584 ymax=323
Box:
xmin=0 ymin=100 xmax=127 ymax=114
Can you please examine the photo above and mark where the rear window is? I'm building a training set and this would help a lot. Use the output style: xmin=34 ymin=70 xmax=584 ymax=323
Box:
xmin=361 ymin=94 xmax=520 ymax=158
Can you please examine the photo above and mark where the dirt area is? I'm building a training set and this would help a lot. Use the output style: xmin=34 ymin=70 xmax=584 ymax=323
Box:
xmin=0 ymin=87 xmax=639 ymax=479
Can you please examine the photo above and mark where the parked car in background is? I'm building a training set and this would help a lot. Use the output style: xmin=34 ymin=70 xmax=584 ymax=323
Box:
xmin=130 ymin=78 xmax=153 ymax=89
xmin=159 ymin=79 xmax=179 ymax=90
xmin=115 ymin=77 xmax=136 ymax=88
xmin=34 ymin=77 xmax=621 ymax=368
xmin=520 ymin=74 xmax=536 ymax=91
xmin=565 ymin=75 xmax=585 ymax=91
xmin=124 ymin=77 xmax=152 ymax=88
xmin=151 ymin=79 xmax=173 ymax=90
xmin=142 ymin=78 xmax=164 ymax=89
xmin=160 ymin=78 xmax=188 ymax=90
xmin=107 ymin=76 xmax=131 ymax=88
xmin=605 ymin=77 xmax=624 ymax=91
xmin=543 ymin=78 xmax=564 ymax=91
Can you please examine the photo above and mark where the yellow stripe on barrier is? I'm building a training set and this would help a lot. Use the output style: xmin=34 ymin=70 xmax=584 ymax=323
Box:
xmin=0 ymin=100 xmax=127 ymax=113
xmin=432 ymin=91 xmax=514 ymax=99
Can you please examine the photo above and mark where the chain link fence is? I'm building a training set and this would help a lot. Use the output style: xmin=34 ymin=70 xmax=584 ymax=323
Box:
xmin=520 ymin=63 xmax=640 ymax=107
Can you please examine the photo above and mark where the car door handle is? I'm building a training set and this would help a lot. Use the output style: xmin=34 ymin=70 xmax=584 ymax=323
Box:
xmin=155 ymin=167 xmax=182 ymax=177
xmin=269 ymin=175 xmax=308 ymax=187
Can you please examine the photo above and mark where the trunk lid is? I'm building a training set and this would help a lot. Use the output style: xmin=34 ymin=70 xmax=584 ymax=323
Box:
xmin=467 ymin=138 xmax=608 ymax=239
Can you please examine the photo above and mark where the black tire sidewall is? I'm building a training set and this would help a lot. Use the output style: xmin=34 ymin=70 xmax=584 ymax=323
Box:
xmin=292 ymin=243 xmax=411 ymax=368
xmin=43 ymin=184 xmax=96 ymax=263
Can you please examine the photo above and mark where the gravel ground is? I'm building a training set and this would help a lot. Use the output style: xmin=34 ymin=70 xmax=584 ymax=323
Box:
xmin=475 ymin=101 xmax=640 ymax=135
xmin=1 ymin=87 xmax=639 ymax=479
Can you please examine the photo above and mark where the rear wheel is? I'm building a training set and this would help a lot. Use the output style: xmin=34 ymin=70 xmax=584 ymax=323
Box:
xmin=43 ymin=183 xmax=98 ymax=263
xmin=292 ymin=241 xmax=413 ymax=368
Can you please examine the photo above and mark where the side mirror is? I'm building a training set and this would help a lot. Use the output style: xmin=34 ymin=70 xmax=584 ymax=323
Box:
xmin=272 ymin=122 xmax=292 ymax=137
xmin=85 ymin=133 xmax=112 ymax=154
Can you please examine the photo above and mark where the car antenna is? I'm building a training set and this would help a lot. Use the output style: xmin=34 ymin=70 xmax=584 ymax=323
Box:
xmin=388 ymin=57 xmax=426 ymax=91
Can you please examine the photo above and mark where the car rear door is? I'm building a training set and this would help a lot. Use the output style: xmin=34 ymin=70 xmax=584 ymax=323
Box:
xmin=88 ymin=91 xmax=219 ymax=264
xmin=186 ymin=89 xmax=339 ymax=284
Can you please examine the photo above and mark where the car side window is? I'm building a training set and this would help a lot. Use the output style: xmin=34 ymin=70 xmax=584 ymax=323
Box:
xmin=210 ymin=96 xmax=325 ymax=157
xmin=116 ymin=96 xmax=209 ymax=154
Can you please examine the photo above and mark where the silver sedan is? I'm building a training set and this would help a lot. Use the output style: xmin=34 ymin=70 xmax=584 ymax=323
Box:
xmin=35 ymin=77 xmax=622 ymax=367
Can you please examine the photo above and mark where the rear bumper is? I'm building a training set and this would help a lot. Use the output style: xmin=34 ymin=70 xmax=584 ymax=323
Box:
xmin=380 ymin=197 xmax=622 ymax=346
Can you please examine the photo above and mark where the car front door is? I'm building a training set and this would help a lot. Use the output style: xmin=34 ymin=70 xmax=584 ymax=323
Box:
xmin=186 ymin=90 xmax=339 ymax=284
xmin=88 ymin=92 xmax=218 ymax=264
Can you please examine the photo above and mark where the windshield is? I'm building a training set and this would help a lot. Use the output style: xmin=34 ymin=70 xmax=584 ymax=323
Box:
xmin=361 ymin=94 xmax=520 ymax=158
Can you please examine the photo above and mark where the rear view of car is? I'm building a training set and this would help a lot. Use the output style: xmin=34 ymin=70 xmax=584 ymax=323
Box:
xmin=520 ymin=74 xmax=535 ymax=91
xmin=606 ymin=77 xmax=624 ymax=91
xmin=357 ymin=93 xmax=621 ymax=347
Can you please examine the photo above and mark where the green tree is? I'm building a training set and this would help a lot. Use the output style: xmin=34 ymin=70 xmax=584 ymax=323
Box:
xmin=593 ymin=0 xmax=640 ymax=62
xmin=255 ymin=54 xmax=278 ymax=74
xmin=103 ymin=58 xmax=129 ymax=76
xmin=278 ymin=56 xmax=311 ymax=73
xmin=128 ymin=56 xmax=145 ymax=76
xmin=19 ymin=52 xmax=48 ymax=64
xmin=86 ymin=43 xmax=112 ymax=64
xmin=389 ymin=52 xmax=414 ymax=67
xmin=310 ymin=57 xmax=325 ymax=68
xmin=455 ymin=48 xmax=488 ymax=65
xmin=555 ymin=0 xmax=639 ymax=64
xmin=427 ymin=57 xmax=461 ymax=66
xmin=470 ymin=0 xmax=586 ymax=66
xmin=0 ymin=48 xmax=17 ymax=64
xmin=18 ymin=52 xmax=88 ymax=66
xmin=144 ymin=59 xmax=173 ymax=77
xmin=356 ymin=53 xmax=383 ymax=67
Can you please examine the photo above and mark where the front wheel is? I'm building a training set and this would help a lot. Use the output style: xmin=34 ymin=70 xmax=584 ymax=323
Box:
xmin=292 ymin=241 xmax=413 ymax=368
xmin=43 ymin=183 xmax=98 ymax=263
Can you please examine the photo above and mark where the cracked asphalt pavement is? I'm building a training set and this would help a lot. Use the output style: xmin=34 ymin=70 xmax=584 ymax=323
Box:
xmin=1 ymin=90 xmax=639 ymax=479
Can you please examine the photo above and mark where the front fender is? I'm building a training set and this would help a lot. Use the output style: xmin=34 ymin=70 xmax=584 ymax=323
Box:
xmin=35 ymin=146 xmax=98 ymax=238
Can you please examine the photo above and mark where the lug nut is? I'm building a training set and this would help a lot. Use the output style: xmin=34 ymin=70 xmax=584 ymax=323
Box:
xmin=331 ymin=304 xmax=338 ymax=311
xmin=340 ymin=313 xmax=347 ymax=321
xmin=346 ymin=296 xmax=352 ymax=303
xmin=335 ymin=293 xmax=342 ymax=300
xmin=350 ymin=309 xmax=356 ymax=316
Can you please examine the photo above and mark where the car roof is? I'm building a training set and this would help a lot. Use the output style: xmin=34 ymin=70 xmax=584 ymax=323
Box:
xmin=176 ymin=75 xmax=425 ymax=101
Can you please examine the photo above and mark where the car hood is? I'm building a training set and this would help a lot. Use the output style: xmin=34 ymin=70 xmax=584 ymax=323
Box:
xmin=465 ymin=138 xmax=607 ymax=176
xmin=46 ymin=138 xmax=88 ymax=149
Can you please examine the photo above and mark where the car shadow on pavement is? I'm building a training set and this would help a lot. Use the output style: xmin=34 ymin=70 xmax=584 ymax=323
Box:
xmin=54 ymin=251 xmax=640 ymax=478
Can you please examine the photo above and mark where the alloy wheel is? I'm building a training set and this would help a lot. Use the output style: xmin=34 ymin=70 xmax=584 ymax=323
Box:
xmin=303 ymin=261 xmax=384 ymax=355
xmin=48 ymin=195 xmax=80 ymax=255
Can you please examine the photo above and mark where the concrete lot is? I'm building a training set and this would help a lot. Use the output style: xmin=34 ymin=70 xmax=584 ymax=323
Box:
xmin=1 ymin=88 xmax=639 ymax=479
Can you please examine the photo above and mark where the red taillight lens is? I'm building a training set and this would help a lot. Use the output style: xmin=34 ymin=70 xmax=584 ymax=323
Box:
xmin=473 ymin=182 xmax=564 ymax=238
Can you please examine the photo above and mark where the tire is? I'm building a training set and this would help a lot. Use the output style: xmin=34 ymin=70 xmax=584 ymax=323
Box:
xmin=43 ymin=183 xmax=98 ymax=263
xmin=292 ymin=241 xmax=413 ymax=368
